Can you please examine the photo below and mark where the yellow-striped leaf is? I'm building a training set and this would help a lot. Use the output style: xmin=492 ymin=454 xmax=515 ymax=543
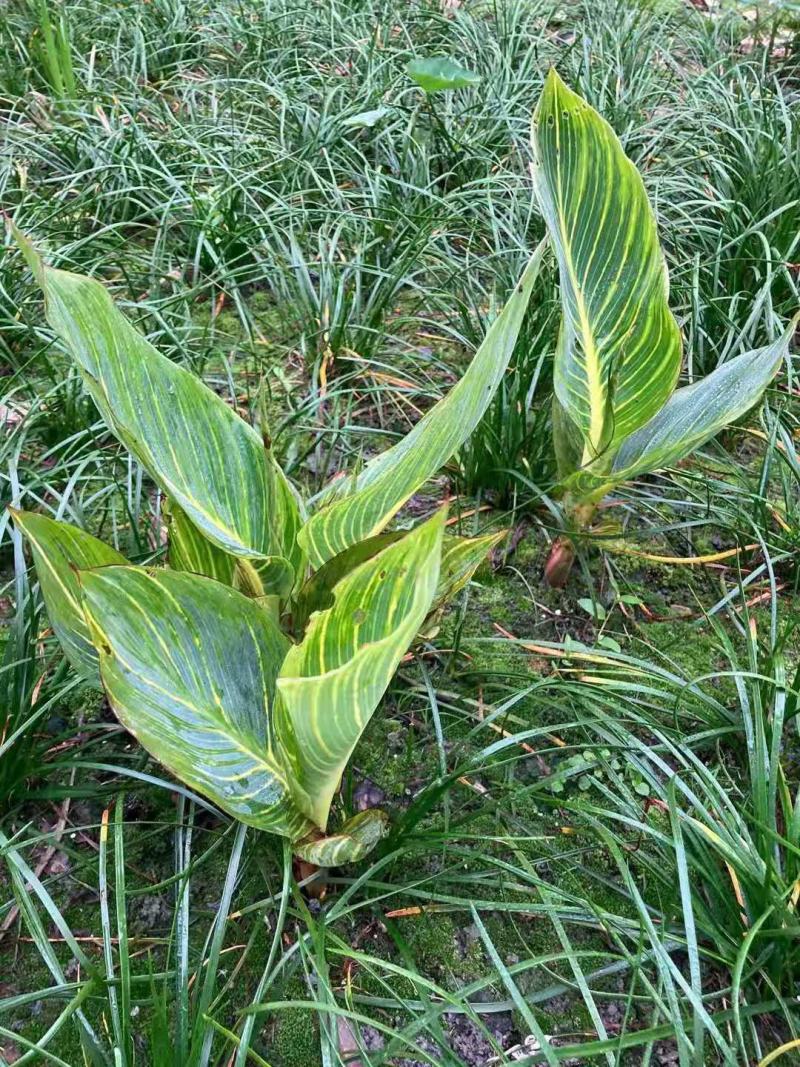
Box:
xmin=291 ymin=532 xmax=402 ymax=633
xmin=298 ymin=242 xmax=546 ymax=568
xmin=434 ymin=530 xmax=503 ymax=606
xmin=294 ymin=809 xmax=389 ymax=866
xmin=275 ymin=510 xmax=445 ymax=828
xmin=166 ymin=499 xmax=299 ymax=602
xmin=293 ymin=529 xmax=499 ymax=641
xmin=552 ymin=396 xmax=583 ymax=481
xmin=11 ymin=509 xmax=126 ymax=680
xmin=532 ymin=69 xmax=681 ymax=470
xmin=166 ymin=500 xmax=236 ymax=585
xmin=80 ymin=566 xmax=311 ymax=838
xmin=15 ymin=230 xmax=300 ymax=595
xmin=611 ymin=325 xmax=794 ymax=481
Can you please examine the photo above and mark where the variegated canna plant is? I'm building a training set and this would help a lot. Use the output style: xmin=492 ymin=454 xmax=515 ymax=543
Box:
xmin=533 ymin=70 xmax=797 ymax=586
xmin=8 ymin=228 xmax=546 ymax=866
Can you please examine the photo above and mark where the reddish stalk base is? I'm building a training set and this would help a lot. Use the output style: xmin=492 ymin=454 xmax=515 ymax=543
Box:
xmin=293 ymin=857 xmax=327 ymax=899
xmin=544 ymin=536 xmax=576 ymax=588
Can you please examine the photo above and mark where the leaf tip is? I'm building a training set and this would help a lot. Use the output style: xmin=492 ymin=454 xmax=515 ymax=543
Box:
xmin=544 ymin=65 xmax=562 ymax=91
xmin=7 ymin=506 xmax=30 ymax=534
xmin=8 ymin=222 xmax=46 ymax=289
xmin=535 ymin=67 xmax=585 ymax=136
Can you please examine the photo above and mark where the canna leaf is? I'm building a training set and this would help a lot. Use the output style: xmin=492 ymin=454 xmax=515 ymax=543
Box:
xmin=10 ymin=509 xmax=126 ymax=680
xmin=611 ymin=323 xmax=795 ymax=481
xmin=299 ymin=241 xmax=546 ymax=567
xmin=168 ymin=503 xmax=295 ymax=600
xmin=292 ymin=529 xmax=500 ymax=637
xmin=433 ymin=530 xmax=504 ymax=607
xmin=532 ymin=69 xmax=681 ymax=468
xmin=275 ymin=510 xmax=446 ymax=828
xmin=14 ymin=229 xmax=301 ymax=595
xmin=165 ymin=501 xmax=236 ymax=586
xmin=294 ymin=809 xmax=389 ymax=866
xmin=291 ymin=531 xmax=403 ymax=634
xmin=80 ymin=566 xmax=311 ymax=839
xmin=552 ymin=396 xmax=583 ymax=482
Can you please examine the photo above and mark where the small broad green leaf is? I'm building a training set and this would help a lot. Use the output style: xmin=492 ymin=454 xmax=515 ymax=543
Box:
xmin=597 ymin=634 xmax=621 ymax=653
xmin=532 ymin=69 xmax=681 ymax=469
xmin=299 ymin=241 xmax=546 ymax=567
xmin=14 ymin=230 xmax=301 ymax=595
xmin=577 ymin=597 xmax=606 ymax=620
xmin=407 ymin=57 xmax=480 ymax=92
xmin=80 ymin=566 xmax=311 ymax=839
xmin=166 ymin=500 xmax=236 ymax=586
xmin=10 ymin=509 xmax=126 ymax=680
xmin=275 ymin=510 xmax=446 ymax=828
xmin=293 ymin=809 xmax=389 ymax=866
xmin=342 ymin=106 xmax=392 ymax=128
xmin=611 ymin=322 xmax=796 ymax=481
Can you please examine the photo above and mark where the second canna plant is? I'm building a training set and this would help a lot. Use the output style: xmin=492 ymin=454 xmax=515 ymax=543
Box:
xmin=533 ymin=70 xmax=797 ymax=586
xmin=8 ymin=227 xmax=545 ymax=866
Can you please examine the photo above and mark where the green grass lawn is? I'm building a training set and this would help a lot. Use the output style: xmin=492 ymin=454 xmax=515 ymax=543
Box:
xmin=1 ymin=0 xmax=800 ymax=1064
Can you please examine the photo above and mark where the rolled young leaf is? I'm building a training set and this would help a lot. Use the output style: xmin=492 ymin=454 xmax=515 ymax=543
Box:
xmin=14 ymin=229 xmax=300 ymax=595
xmin=10 ymin=509 xmax=126 ymax=680
xmin=79 ymin=566 xmax=312 ymax=838
xmin=611 ymin=322 xmax=796 ymax=481
xmin=532 ymin=69 xmax=681 ymax=467
xmin=294 ymin=809 xmax=389 ymax=866
xmin=275 ymin=509 xmax=446 ymax=828
xmin=299 ymin=241 xmax=546 ymax=567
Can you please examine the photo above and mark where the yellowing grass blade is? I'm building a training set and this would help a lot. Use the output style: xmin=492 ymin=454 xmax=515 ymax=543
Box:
xmin=758 ymin=1038 xmax=800 ymax=1067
